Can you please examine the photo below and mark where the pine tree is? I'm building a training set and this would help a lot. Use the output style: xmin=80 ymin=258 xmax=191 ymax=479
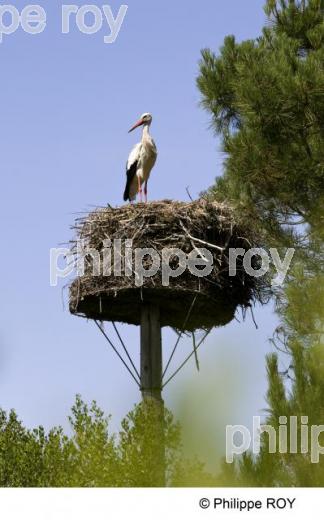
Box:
xmin=197 ymin=0 xmax=323 ymax=249
xmin=197 ymin=0 xmax=324 ymax=485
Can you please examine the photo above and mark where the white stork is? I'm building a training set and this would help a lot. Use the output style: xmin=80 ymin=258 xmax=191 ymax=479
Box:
xmin=123 ymin=113 xmax=157 ymax=203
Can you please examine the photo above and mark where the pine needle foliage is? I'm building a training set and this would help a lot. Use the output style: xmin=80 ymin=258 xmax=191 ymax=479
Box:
xmin=197 ymin=0 xmax=324 ymax=486
xmin=197 ymin=0 xmax=324 ymax=249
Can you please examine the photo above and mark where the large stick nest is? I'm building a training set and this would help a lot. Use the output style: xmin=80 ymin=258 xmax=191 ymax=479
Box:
xmin=69 ymin=199 xmax=270 ymax=331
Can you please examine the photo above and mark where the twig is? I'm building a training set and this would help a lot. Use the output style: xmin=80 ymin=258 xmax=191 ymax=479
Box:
xmin=186 ymin=186 xmax=194 ymax=201
xmin=179 ymin=221 xmax=225 ymax=252
xmin=250 ymin=306 xmax=258 ymax=330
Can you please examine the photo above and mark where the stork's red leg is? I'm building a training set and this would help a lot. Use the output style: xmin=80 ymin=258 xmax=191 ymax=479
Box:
xmin=144 ymin=181 xmax=148 ymax=203
xmin=137 ymin=176 xmax=142 ymax=203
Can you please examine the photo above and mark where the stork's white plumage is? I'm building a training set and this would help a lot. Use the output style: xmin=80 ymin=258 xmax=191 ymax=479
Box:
xmin=123 ymin=113 xmax=157 ymax=203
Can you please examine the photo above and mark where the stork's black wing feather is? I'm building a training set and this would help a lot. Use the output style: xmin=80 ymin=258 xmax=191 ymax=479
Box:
xmin=123 ymin=160 xmax=138 ymax=201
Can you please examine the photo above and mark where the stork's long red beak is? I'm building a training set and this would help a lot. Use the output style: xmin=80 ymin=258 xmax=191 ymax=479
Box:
xmin=128 ymin=118 xmax=144 ymax=133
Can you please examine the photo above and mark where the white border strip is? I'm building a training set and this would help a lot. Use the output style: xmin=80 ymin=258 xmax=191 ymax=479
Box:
xmin=0 ymin=488 xmax=319 ymax=519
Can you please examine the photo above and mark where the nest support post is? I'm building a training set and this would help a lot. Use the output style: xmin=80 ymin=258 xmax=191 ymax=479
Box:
xmin=140 ymin=303 xmax=165 ymax=486
xmin=140 ymin=303 xmax=163 ymax=402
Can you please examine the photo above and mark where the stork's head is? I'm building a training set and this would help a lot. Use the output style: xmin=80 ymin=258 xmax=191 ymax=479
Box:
xmin=128 ymin=113 xmax=153 ymax=133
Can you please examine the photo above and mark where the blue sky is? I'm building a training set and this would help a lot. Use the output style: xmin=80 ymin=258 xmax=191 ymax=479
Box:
xmin=0 ymin=0 xmax=282 ymax=463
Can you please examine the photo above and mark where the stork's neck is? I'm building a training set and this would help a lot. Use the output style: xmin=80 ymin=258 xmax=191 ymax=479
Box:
xmin=142 ymin=124 xmax=151 ymax=142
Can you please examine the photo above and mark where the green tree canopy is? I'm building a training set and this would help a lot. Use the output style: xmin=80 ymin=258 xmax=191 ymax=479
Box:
xmin=197 ymin=0 xmax=324 ymax=486
xmin=197 ymin=0 xmax=324 ymax=248
xmin=0 ymin=397 xmax=217 ymax=487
